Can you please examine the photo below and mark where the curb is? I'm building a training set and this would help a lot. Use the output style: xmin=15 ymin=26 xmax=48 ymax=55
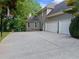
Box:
xmin=1 ymin=32 xmax=12 ymax=43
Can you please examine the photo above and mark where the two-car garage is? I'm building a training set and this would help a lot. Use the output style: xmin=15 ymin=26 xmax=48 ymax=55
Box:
xmin=45 ymin=14 xmax=72 ymax=35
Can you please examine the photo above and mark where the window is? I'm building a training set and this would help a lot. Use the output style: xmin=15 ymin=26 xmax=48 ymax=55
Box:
xmin=28 ymin=23 xmax=30 ymax=27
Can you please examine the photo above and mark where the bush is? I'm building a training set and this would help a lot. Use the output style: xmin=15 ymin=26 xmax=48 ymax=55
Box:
xmin=69 ymin=16 xmax=79 ymax=38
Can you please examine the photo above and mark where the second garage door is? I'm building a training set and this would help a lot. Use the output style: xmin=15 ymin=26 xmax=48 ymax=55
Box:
xmin=59 ymin=14 xmax=72 ymax=34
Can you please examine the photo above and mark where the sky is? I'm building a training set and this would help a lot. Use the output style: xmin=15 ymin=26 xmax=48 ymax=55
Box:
xmin=37 ymin=0 xmax=64 ymax=8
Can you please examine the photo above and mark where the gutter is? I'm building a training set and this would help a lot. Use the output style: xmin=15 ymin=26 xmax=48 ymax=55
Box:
xmin=47 ymin=11 xmax=64 ymax=18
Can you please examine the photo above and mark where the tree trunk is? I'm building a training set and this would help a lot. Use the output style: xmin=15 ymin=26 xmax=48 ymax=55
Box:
xmin=7 ymin=6 xmax=10 ymax=17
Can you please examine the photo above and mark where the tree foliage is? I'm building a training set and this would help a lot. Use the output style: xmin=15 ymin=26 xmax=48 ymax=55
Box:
xmin=69 ymin=16 xmax=79 ymax=38
xmin=65 ymin=0 xmax=76 ymax=6
xmin=65 ymin=0 xmax=79 ymax=16
xmin=0 ymin=0 xmax=41 ymax=32
xmin=65 ymin=0 xmax=79 ymax=38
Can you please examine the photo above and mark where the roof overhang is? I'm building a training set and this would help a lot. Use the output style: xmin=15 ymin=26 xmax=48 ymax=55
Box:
xmin=47 ymin=8 xmax=72 ymax=18
xmin=47 ymin=11 xmax=64 ymax=18
xmin=36 ymin=7 xmax=47 ymax=15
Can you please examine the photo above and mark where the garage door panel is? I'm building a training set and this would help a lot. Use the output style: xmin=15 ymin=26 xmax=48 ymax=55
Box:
xmin=59 ymin=14 xmax=72 ymax=34
xmin=59 ymin=20 xmax=70 ymax=34
xmin=45 ymin=19 xmax=58 ymax=33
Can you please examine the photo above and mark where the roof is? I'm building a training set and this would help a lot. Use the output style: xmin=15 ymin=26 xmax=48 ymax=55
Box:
xmin=37 ymin=7 xmax=47 ymax=15
xmin=36 ymin=2 xmax=57 ymax=15
xmin=48 ymin=1 xmax=69 ymax=16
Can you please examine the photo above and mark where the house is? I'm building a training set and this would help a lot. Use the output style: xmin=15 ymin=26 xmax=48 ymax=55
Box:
xmin=27 ymin=1 xmax=72 ymax=35
xmin=45 ymin=1 xmax=73 ymax=35
xmin=27 ymin=3 xmax=55 ymax=31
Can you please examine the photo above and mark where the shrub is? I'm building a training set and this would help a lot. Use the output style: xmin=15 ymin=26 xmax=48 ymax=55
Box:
xmin=69 ymin=16 xmax=79 ymax=38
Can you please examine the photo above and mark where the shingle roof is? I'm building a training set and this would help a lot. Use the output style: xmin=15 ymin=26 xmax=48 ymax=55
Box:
xmin=48 ymin=1 xmax=69 ymax=15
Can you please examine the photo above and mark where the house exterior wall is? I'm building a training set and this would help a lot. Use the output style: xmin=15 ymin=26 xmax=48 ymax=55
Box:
xmin=47 ymin=9 xmax=52 ymax=15
xmin=26 ymin=22 xmax=40 ymax=31
xmin=27 ymin=7 xmax=54 ymax=31
xmin=37 ymin=9 xmax=47 ymax=31
xmin=27 ymin=23 xmax=35 ymax=31
xmin=27 ymin=15 xmax=41 ymax=31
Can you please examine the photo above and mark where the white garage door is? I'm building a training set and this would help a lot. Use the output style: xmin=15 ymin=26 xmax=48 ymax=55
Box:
xmin=59 ymin=14 xmax=72 ymax=34
xmin=45 ymin=18 xmax=58 ymax=33
xmin=45 ymin=14 xmax=72 ymax=34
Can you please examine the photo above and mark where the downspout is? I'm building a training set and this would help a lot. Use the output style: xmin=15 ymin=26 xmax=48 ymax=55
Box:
xmin=42 ymin=10 xmax=43 ymax=31
xmin=57 ymin=19 xmax=59 ymax=34
xmin=42 ymin=9 xmax=46 ymax=31
xmin=40 ymin=10 xmax=43 ymax=31
xmin=43 ymin=14 xmax=46 ymax=31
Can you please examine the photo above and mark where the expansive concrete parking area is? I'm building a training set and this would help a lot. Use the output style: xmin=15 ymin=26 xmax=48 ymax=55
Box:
xmin=0 ymin=31 xmax=79 ymax=59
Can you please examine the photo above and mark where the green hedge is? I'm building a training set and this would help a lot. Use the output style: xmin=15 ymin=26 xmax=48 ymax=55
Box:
xmin=69 ymin=16 xmax=79 ymax=38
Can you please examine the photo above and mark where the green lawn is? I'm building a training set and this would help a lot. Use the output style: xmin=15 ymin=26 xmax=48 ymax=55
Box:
xmin=0 ymin=32 xmax=9 ymax=42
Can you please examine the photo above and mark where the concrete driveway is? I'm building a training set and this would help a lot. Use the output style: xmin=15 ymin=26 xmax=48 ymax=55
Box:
xmin=0 ymin=31 xmax=79 ymax=59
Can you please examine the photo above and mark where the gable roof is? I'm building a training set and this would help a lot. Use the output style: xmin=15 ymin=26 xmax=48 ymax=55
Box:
xmin=36 ymin=2 xmax=57 ymax=15
xmin=48 ymin=1 xmax=69 ymax=16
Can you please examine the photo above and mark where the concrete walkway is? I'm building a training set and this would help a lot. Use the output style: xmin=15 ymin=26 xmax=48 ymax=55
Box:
xmin=0 ymin=31 xmax=79 ymax=59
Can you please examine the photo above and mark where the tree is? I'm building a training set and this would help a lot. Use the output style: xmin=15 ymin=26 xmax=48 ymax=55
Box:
xmin=0 ymin=0 xmax=41 ymax=32
xmin=0 ymin=0 xmax=17 ymax=31
xmin=64 ymin=0 xmax=79 ymax=16
xmin=14 ymin=0 xmax=41 ymax=31
xmin=64 ymin=0 xmax=79 ymax=38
